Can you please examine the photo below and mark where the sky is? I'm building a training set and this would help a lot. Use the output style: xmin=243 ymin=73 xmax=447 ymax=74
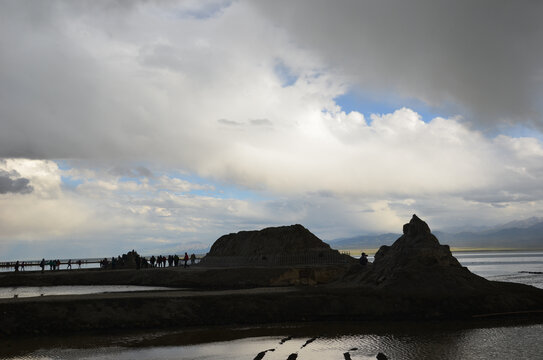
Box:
xmin=1 ymin=0 xmax=543 ymax=260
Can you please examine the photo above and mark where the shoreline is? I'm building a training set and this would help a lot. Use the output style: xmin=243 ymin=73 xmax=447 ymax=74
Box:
xmin=2 ymin=283 xmax=543 ymax=337
xmin=0 ymin=264 xmax=350 ymax=289
xmin=338 ymin=247 xmax=543 ymax=255
xmin=1 ymin=265 xmax=543 ymax=337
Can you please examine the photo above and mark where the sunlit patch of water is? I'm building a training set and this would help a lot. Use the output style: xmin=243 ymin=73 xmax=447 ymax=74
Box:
xmin=5 ymin=323 xmax=542 ymax=360
xmin=0 ymin=285 xmax=179 ymax=299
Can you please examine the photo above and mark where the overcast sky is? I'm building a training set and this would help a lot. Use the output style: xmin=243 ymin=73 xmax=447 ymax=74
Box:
xmin=1 ymin=0 xmax=543 ymax=260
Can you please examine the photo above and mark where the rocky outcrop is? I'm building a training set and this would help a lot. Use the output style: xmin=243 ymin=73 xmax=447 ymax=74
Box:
xmin=208 ymin=224 xmax=332 ymax=256
xmin=361 ymin=214 xmax=486 ymax=296
xmin=201 ymin=224 xmax=355 ymax=266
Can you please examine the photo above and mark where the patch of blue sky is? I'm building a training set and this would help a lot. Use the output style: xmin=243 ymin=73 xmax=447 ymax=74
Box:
xmin=274 ymin=60 xmax=298 ymax=87
xmin=55 ymin=159 xmax=73 ymax=171
xmin=334 ymin=89 xmax=457 ymax=124
xmin=492 ymin=123 xmax=543 ymax=141
xmin=60 ymin=175 xmax=84 ymax=190
xmin=335 ymin=89 xmax=543 ymax=141
xmin=55 ymin=160 xmax=84 ymax=190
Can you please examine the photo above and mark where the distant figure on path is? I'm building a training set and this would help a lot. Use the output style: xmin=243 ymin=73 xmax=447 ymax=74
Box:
xmin=77 ymin=259 xmax=82 ymax=269
xmin=359 ymin=252 xmax=368 ymax=266
xmin=183 ymin=252 xmax=189 ymax=268
xmin=14 ymin=261 xmax=19 ymax=272
xmin=67 ymin=259 xmax=72 ymax=270
xmin=20 ymin=261 xmax=25 ymax=271
xmin=40 ymin=258 xmax=45 ymax=273
xmin=190 ymin=253 xmax=196 ymax=265
xmin=174 ymin=254 xmax=179 ymax=267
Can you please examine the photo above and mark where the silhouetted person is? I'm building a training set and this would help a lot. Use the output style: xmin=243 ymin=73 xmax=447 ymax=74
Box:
xmin=359 ymin=252 xmax=368 ymax=266
xmin=183 ymin=252 xmax=189 ymax=268
xmin=190 ymin=253 xmax=196 ymax=265
xmin=67 ymin=259 xmax=72 ymax=270
xmin=136 ymin=254 xmax=141 ymax=270
xmin=174 ymin=254 xmax=179 ymax=267
xmin=77 ymin=259 xmax=82 ymax=269
xmin=40 ymin=258 xmax=45 ymax=273
xmin=14 ymin=261 xmax=19 ymax=272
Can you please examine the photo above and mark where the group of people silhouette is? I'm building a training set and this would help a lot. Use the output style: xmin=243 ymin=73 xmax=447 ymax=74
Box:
xmin=143 ymin=252 xmax=196 ymax=269
xmin=5 ymin=251 xmax=200 ymax=273
xmin=38 ymin=259 xmax=83 ymax=272
xmin=99 ymin=251 xmax=198 ymax=270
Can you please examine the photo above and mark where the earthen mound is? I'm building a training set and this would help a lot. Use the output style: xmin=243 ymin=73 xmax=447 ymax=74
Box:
xmin=202 ymin=224 xmax=355 ymax=266
xmin=208 ymin=224 xmax=330 ymax=256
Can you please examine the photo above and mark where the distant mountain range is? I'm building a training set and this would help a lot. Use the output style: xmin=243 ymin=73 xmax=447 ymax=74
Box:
xmin=329 ymin=217 xmax=543 ymax=250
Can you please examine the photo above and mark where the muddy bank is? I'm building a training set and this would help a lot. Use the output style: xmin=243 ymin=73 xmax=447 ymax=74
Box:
xmin=0 ymin=265 xmax=349 ymax=289
xmin=1 ymin=280 xmax=542 ymax=337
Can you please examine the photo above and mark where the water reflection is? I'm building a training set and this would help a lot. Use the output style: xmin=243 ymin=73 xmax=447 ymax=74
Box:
xmin=2 ymin=320 xmax=542 ymax=360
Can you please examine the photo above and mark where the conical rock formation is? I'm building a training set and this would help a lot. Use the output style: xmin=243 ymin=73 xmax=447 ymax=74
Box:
xmin=352 ymin=215 xmax=493 ymax=296
xmin=373 ymin=214 xmax=461 ymax=272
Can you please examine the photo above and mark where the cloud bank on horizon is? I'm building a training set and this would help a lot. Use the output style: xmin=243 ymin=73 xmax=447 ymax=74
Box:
xmin=1 ymin=0 xmax=543 ymax=259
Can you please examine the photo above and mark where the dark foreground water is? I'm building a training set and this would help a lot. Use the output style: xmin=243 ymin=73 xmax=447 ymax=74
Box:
xmin=1 ymin=251 xmax=543 ymax=359
xmin=1 ymin=319 xmax=542 ymax=359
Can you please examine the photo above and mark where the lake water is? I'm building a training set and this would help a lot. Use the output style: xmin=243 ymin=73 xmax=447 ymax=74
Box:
xmin=0 ymin=285 xmax=179 ymax=299
xmin=1 ymin=250 xmax=543 ymax=360
xmin=456 ymin=251 xmax=543 ymax=289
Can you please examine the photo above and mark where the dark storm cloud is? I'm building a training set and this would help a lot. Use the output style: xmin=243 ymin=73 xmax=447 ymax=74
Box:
xmin=252 ymin=0 xmax=543 ymax=127
xmin=0 ymin=170 xmax=33 ymax=194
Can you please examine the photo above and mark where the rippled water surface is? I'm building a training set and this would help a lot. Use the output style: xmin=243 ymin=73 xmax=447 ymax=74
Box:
xmin=2 ymin=320 xmax=542 ymax=360
xmin=455 ymin=251 xmax=543 ymax=288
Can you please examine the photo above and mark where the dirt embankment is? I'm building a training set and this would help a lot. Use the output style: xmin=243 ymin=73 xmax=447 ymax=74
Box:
xmin=0 ymin=264 xmax=349 ymax=289
xmin=1 ymin=279 xmax=542 ymax=337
